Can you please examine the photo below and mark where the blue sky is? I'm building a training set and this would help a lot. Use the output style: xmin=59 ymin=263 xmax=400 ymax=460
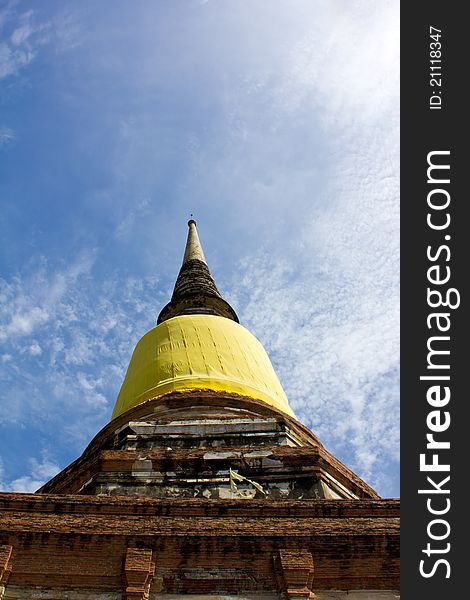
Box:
xmin=0 ymin=0 xmax=399 ymax=496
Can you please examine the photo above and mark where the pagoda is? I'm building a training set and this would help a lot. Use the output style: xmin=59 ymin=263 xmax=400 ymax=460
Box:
xmin=0 ymin=220 xmax=399 ymax=600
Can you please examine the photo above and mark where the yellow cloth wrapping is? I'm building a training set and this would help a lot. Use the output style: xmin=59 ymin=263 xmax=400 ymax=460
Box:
xmin=112 ymin=314 xmax=294 ymax=419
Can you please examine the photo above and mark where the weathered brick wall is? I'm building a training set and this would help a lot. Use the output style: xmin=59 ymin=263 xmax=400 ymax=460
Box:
xmin=0 ymin=494 xmax=399 ymax=597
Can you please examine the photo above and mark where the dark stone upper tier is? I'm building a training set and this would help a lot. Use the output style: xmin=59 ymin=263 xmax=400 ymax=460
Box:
xmin=157 ymin=221 xmax=239 ymax=323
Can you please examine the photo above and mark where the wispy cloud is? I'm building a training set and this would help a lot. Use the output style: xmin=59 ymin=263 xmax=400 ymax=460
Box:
xmin=231 ymin=240 xmax=399 ymax=495
xmin=0 ymin=2 xmax=81 ymax=82
xmin=0 ymin=252 xmax=95 ymax=344
xmin=115 ymin=197 xmax=151 ymax=239
xmin=0 ymin=5 xmax=51 ymax=80
xmin=0 ymin=253 xmax=169 ymax=491
xmin=214 ymin=1 xmax=400 ymax=494
xmin=0 ymin=126 xmax=15 ymax=146
xmin=0 ymin=454 xmax=60 ymax=493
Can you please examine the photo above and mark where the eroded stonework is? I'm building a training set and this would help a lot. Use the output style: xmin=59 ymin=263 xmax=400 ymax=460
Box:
xmin=0 ymin=395 xmax=399 ymax=598
xmin=39 ymin=393 xmax=378 ymax=501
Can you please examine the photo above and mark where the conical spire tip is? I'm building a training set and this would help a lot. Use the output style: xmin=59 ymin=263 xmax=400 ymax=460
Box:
xmin=156 ymin=218 xmax=239 ymax=324
xmin=183 ymin=217 xmax=206 ymax=264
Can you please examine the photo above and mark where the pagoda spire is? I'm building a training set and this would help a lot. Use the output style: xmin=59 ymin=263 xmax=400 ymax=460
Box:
xmin=157 ymin=219 xmax=239 ymax=324
xmin=183 ymin=218 xmax=207 ymax=263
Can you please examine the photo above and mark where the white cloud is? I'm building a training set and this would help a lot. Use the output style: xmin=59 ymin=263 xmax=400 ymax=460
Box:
xmin=0 ymin=255 xmax=167 ymax=456
xmin=0 ymin=455 xmax=60 ymax=493
xmin=6 ymin=475 xmax=45 ymax=493
xmin=3 ymin=307 xmax=49 ymax=339
xmin=206 ymin=1 xmax=400 ymax=495
xmin=278 ymin=2 xmax=399 ymax=125
xmin=233 ymin=242 xmax=399 ymax=494
xmin=0 ymin=252 xmax=95 ymax=344
xmin=10 ymin=22 xmax=33 ymax=46
xmin=0 ymin=126 xmax=15 ymax=146
xmin=0 ymin=41 xmax=32 ymax=79
xmin=28 ymin=341 xmax=42 ymax=356
xmin=0 ymin=5 xmax=55 ymax=80
xmin=77 ymin=372 xmax=107 ymax=407
xmin=115 ymin=197 xmax=151 ymax=239
xmin=30 ymin=456 xmax=60 ymax=480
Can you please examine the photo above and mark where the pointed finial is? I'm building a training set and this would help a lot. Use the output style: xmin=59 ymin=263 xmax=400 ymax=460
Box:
xmin=183 ymin=218 xmax=206 ymax=264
